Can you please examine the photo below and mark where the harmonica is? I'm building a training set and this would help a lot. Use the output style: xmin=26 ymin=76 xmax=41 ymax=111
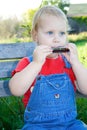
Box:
xmin=52 ymin=47 xmax=70 ymax=53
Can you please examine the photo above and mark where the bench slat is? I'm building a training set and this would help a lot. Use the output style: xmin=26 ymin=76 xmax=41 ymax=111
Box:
xmin=0 ymin=80 xmax=12 ymax=97
xmin=0 ymin=42 xmax=36 ymax=59
xmin=0 ymin=61 xmax=18 ymax=78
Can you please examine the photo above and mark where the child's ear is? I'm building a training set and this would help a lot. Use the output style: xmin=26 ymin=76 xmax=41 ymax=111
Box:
xmin=31 ymin=30 xmax=38 ymax=42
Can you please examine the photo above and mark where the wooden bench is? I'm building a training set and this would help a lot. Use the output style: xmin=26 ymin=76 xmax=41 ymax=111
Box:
xmin=0 ymin=42 xmax=36 ymax=97
xmin=0 ymin=42 xmax=86 ymax=98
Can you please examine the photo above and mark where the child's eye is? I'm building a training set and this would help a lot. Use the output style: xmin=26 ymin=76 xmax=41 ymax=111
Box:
xmin=59 ymin=32 xmax=65 ymax=36
xmin=47 ymin=31 xmax=53 ymax=35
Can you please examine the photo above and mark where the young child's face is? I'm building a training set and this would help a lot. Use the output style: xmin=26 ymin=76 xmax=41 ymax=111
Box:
xmin=34 ymin=14 xmax=67 ymax=48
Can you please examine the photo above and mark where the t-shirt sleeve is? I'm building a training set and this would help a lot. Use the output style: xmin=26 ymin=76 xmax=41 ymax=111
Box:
xmin=12 ymin=57 xmax=30 ymax=76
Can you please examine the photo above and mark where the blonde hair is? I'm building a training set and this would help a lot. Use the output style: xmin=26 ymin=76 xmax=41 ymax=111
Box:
xmin=32 ymin=5 xmax=67 ymax=32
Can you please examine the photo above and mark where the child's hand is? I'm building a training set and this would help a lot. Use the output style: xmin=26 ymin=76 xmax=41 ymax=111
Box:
xmin=62 ymin=43 xmax=79 ymax=65
xmin=33 ymin=45 xmax=52 ymax=65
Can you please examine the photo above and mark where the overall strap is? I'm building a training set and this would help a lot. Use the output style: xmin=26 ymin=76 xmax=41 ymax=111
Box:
xmin=28 ymin=55 xmax=33 ymax=62
xmin=62 ymin=55 xmax=71 ymax=68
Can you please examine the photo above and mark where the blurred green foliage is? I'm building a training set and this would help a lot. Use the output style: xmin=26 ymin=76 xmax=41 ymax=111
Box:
xmin=72 ymin=16 xmax=87 ymax=26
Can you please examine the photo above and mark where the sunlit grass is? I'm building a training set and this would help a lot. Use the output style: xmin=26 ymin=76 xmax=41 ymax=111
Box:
xmin=77 ymin=43 xmax=87 ymax=67
xmin=68 ymin=32 xmax=87 ymax=42
xmin=0 ymin=37 xmax=32 ymax=44
xmin=68 ymin=32 xmax=87 ymax=67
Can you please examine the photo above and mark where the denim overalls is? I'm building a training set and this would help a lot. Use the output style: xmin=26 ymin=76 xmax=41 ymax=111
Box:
xmin=22 ymin=56 xmax=87 ymax=130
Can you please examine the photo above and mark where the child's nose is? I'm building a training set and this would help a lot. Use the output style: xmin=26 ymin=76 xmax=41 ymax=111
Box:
xmin=53 ymin=34 xmax=60 ymax=43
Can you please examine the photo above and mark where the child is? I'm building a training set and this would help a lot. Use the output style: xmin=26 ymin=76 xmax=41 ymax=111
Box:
xmin=9 ymin=5 xmax=87 ymax=130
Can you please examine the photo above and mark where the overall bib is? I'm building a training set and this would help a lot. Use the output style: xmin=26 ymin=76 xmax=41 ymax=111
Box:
xmin=22 ymin=56 xmax=87 ymax=130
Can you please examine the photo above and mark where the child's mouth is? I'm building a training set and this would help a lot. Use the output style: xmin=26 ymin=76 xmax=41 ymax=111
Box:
xmin=52 ymin=47 xmax=70 ymax=53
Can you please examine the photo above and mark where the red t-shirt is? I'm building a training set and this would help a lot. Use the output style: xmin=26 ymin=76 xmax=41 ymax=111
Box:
xmin=12 ymin=56 xmax=76 ymax=107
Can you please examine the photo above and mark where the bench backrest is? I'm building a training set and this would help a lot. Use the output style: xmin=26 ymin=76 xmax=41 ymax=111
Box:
xmin=0 ymin=42 xmax=36 ymax=97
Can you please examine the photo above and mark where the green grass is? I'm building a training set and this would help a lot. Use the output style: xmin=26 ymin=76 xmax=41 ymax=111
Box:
xmin=68 ymin=32 xmax=87 ymax=42
xmin=0 ymin=96 xmax=24 ymax=130
xmin=76 ymin=98 xmax=87 ymax=124
xmin=68 ymin=32 xmax=87 ymax=67
xmin=76 ymin=40 xmax=87 ymax=67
